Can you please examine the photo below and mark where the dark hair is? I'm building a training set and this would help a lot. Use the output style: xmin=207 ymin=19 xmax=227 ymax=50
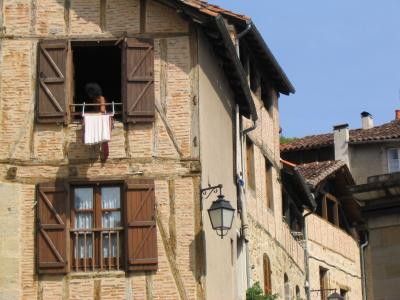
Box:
xmin=85 ymin=82 xmax=102 ymax=100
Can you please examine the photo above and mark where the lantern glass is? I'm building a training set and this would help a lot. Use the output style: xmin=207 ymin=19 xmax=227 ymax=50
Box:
xmin=222 ymin=208 xmax=235 ymax=228
xmin=209 ymin=208 xmax=222 ymax=229
xmin=207 ymin=195 xmax=235 ymax=238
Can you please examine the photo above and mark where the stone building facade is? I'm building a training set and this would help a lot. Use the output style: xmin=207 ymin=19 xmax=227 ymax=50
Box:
xmin=282 ymin=111 xmax=400 ymax=300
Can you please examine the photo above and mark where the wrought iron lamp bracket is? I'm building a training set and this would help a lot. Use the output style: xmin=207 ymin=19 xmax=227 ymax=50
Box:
xmin=200 ymin=184 xmax=223 ymax=210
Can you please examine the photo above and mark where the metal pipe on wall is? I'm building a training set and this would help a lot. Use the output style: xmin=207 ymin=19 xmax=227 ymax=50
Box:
xmin=360 ymin=235 xmax=369 ymax=300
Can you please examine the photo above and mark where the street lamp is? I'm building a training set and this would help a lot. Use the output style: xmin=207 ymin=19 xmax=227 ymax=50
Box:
xmin=201 ymin=184 xmax=235 ymax=239
xmin=327 ymin=292 xmax=344 ymax=300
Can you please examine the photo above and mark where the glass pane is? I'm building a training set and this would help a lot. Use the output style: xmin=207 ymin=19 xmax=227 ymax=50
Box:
xmin=389 ymin=149 xmax=400 ymax=173
xmin=222 ymin=209 xmax=235 ymax=229
xmin=75 ymin=213 xmax=93 ymax=229
xmin=101 ymin=187 xmax=121 ymax=209
xmin=103 ymin=233 xmax=118 ymax=258
xmin=76 ymin=235 xmax=93 ymax=259
xmin=209 ymin=209 xmax=222 ymax=229
xmin=74 ymin=187 xmax=93 ymax=209
xmin=102 ymin=211 xmax=121 ymax=228
xmin=389 ymin=149 xmax=399 ymax=159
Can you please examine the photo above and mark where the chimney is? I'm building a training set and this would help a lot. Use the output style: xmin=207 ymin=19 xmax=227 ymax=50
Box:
xmin=396 ymin=110 xmax=400 ymax=120
xmin=333 ymin=123 xmax=350 ymax=167
xmin=361 ymin=111 xmax=373 ymax=129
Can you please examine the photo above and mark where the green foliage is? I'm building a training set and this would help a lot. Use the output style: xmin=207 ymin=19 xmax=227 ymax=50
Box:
xmin=280 ymin=136 xmax=297 ymax=145
xmin=246 ymin=282 xmax=279 ymax=300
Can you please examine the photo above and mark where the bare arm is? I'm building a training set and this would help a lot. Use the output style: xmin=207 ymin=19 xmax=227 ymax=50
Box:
xmin=97 ymin=96 xmax=106 ymax=113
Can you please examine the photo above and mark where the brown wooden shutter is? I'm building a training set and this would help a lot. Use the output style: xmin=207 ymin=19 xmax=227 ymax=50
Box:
xmin=124 ymin=179 xmax=157 ymax=271
xmin=36 ymin=40 xmax=68 ymax=124
xmin=36 ymin=182 xmax=69 ymax=274
xmin=263 ymin=254 xmax=272 ymax=294
xmin=122 ymin=38 xmax=155 ymax=123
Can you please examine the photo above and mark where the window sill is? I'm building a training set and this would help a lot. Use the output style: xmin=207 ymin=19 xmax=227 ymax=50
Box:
xmin=68 ymin=270 xmax=125 ymax=279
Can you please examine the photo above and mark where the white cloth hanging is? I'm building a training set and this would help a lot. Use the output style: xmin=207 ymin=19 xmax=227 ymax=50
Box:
xmin=83 ymin=114 xmax=112 ymax=144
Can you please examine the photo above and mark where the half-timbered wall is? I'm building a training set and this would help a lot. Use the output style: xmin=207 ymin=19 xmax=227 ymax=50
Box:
xmin=0 ymin=0 xmax=200 ymax=299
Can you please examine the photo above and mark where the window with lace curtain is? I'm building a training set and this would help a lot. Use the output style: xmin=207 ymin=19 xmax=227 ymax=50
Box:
xmin=71 ymin=184 xmax=123 ymax=271
xmin=37 ymin=179 xmax=157 ymax=274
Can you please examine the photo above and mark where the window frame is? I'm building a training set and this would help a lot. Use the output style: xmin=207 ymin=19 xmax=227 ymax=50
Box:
xmin=387 ymin=148 xmax=400 ymax=173
xmin=321 ymin=193 xmax=339 ymax=227
xmin=70 ymin=181 xmax=124 ymax=272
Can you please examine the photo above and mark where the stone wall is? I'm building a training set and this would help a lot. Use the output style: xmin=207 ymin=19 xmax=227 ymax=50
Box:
xmin=244 ymin=81 xmax=362 ymax=299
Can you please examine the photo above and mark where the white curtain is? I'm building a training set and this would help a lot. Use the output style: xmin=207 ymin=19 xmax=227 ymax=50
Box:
xmin=101 ymin=187 xmax=121 ymax=258
xmin=75 ymin=188 xmax=93 ymax=259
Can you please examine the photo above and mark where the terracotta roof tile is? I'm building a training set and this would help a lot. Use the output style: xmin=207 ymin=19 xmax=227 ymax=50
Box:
xmin=281 ymin=120 xmax=400 ymax=152
xmin=180 ymin=0 xmax=250 ymax=21
xmin=296 ymin=160 xmax=347 ymax=188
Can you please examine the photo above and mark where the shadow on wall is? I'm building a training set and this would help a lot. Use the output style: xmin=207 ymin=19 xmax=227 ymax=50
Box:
xmin=189 ymin=229 xmax=207 ymax=281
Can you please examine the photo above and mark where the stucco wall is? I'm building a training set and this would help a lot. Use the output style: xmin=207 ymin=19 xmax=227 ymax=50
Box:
xmin=350 ymin=143 xmax=390 ymax=184
xmin=198 ymin=30 xmax=240 ymax=300
xmin=349 ymin=141 xmax=400 ymax=184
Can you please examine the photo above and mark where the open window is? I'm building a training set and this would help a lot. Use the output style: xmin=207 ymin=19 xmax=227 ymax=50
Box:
xmin=71 ymin=42 xmax=122 ymax=121
xmin=36 ymin=38 xmax=155 ymax=124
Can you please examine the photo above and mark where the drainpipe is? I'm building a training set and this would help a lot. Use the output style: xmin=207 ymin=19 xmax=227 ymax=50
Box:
xmin=237 ymin=23 xmax=252 ymax=39
xmin=360 ymin=234 xmax=369 ymax=300
xmin=303 ymin=200 xmax=316 ymax=300
xmin=236 ymin=104 xmax=257 ymax=290
xmin=235 ymin=23 xmax=252 ymax=56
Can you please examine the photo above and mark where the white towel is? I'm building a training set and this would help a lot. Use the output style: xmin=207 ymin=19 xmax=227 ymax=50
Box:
xmin=83 ymin=114 xmax=111 ymax=144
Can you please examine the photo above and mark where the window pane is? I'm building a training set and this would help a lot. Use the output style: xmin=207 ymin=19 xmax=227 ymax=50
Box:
xmin=103 ymin=234 xmax=118 ymax=258
xmin=76 ymin=235 xmax=93 ymax=259
xmin=75 ymin=213 xmax=93 ymax=229
xmin=388 ymin=149 xmax=400 ymax=173
xmin=102 ymin=211 xmax=121 ymax=228
xmin=101 ymin=187 xmax=121 ymax=209
xmin=75 ymin=187 xmax=93 ymax=209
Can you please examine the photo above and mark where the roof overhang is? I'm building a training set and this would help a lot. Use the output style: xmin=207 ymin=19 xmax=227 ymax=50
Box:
xmin=281 ymin=163 xmax=317 ymax=210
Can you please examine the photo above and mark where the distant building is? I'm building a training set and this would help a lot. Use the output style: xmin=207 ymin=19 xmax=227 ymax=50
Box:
xmin=282 ymin=159 xmax=362 ymax=300
xmin=282 ymin=111 xmax=400 ymax=300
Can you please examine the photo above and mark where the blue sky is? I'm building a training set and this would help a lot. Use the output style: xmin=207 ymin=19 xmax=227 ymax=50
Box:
xmin=211 ymin=0 xmax=400 ymax=137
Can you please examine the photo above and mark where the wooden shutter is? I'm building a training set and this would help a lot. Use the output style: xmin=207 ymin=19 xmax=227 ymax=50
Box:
xmin=122 ymin=38 xmax=155 ymax=123
xmin=36 ymin=182 xmax=69 ymax=274
xmin=124 ymin=179 xmax=157 ymax=271
xmin=36 ymin=40 xmax=68 ymax=124
xmin=263 ymin=254 xmax=272 ymax=294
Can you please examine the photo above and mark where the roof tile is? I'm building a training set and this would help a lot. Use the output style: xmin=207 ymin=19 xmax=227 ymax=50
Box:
xmin=295 ymin=160 xmax=347 ymax=188
xmin=281 ymin=120 xmax=400 ymax=152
